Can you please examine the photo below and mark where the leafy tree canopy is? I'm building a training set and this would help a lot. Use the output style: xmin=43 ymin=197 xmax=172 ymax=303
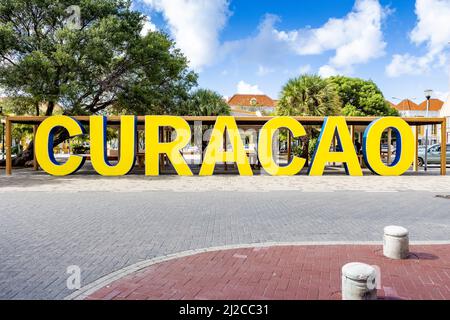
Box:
xmin=0 ymin=0 xmax=197 ymax=116
xmin=277 ymin=74 xmax=341 ymax=117
xmin=327 ymin=76 xmax=399 ymax=117
xmin=180 ymin=89 xmax=230 ymax=116
xmin=277 ymin=74 xmax=342 ymax=165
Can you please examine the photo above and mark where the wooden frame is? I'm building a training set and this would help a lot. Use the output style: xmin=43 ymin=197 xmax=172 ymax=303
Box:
xmin=3 ymin=116 xmax=448 ymax=176
xmin=3 ymin=115 xmax=447 ymax=126
xmin=441 ymin=118 xmax=447 ymax=176
xmin=413 ymin=126 xmax=419 ymax=172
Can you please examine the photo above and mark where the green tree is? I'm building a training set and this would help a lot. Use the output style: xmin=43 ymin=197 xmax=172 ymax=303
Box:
xmin=277 ymin=74 xmax=341 ymax=165
xmin=181 ymin=89 xmax=230 ymax=116
xmin=0 ymin=0 xmax=197 ymax=166
xmin=0 ymin=96 xmax=38 ymax=116
xmin=327 ymin=76 xmax=399 ymax=116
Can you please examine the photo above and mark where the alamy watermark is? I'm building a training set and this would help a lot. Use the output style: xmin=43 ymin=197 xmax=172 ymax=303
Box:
xmin=367 ymin=265 xmax=382 ymax=290
xmin=66 ymin=265 xmax=81 ymax=290
xmin=64 ymin=5 xmax=81 ymax=30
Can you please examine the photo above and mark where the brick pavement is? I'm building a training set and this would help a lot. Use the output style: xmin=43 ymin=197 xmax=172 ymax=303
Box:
xmin=0 ymin=190 xmax=450 ymax=299
xmin=85 ymin=245 xmax=450 ymax=300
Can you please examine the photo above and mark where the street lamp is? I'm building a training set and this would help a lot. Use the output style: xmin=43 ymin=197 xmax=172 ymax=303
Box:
xmin=424 ymin=89 xmax=433 ymax=172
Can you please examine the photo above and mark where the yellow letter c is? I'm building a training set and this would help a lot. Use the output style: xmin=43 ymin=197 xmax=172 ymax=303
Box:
xmin=35 ymin=116 xmax=86 ymax=176
xmin=258 ymin=117 xmax=306 ymax=176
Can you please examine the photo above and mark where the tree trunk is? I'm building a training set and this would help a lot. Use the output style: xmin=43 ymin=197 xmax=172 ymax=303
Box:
xmin=0 ymin=129 xmax=70 ymax=167
xmin=45 ymin=101 xmax=54 ymax=116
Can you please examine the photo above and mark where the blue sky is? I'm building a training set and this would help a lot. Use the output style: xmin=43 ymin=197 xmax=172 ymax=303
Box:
xmin=135 ymin=0 xmax=450 ymax=103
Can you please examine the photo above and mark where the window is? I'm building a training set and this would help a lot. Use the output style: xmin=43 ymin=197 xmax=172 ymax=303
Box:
xmin=430 ymin=146 xmax=440 ymax=152
xmin=250 ymin=98 xmax=257 ymax=106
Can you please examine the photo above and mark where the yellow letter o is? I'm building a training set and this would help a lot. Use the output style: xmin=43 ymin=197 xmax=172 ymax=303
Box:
xmin=363 ymin=117 xmax=414 ymax=176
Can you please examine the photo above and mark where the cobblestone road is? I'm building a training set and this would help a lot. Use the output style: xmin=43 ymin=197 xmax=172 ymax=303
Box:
xmin=1 ymin=178 xmax=449 ymax=299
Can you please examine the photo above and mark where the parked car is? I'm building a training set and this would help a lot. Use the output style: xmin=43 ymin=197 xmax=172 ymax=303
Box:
xmin=380 ymin=144 xmax=396 ymax=154
xmin=417 ymin=144 xmax=450 ymax=166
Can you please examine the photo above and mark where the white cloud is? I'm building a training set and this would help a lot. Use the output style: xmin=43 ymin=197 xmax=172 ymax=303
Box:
xmin=223 ymin=0 xmax=387 ymax=76
xmin=318 ymin=65 xmax=339 ymax=78
xmin=410 ymin=0 xmax=450 ymax=54
xmin=275 ymin=0 xmax=387 ymax=70
xmin=144 ymin=0 xmax=230 ymax=70
xmin=257 ymin=65 xmax=275 ymax=76
xmin=296 ymin=64 xmax=312 ymax=75
xmin=140 ymin=17 xmax=157 ymax=36
xmin=237 ymin=81 xmax=264 ymax=94
xmin=435 ymin=90 xmax=450 ymax=101
xmin=386 ymin=54 xmax=434 ymax=77
xmin=386 ymin=0 xmax=450 ymax=77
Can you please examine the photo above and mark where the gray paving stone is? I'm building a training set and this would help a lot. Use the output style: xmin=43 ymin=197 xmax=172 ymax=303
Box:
xmin=0 ymin=190 xmax=449 ymax=299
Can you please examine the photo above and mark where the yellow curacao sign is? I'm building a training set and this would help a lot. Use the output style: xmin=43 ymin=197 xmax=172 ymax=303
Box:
xmin=35 ymin=115 xmax=415 ymax=177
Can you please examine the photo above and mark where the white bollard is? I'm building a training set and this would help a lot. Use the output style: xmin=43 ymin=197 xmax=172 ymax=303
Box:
xmin=341 ymin=262 xmax=377 ymax=300
xmin=383 ymin=226 xmax=409 ymax=260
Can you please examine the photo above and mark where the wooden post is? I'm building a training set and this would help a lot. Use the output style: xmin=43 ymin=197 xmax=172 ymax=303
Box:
xmin=413 ymin=126 xmax=419 ymax=172
xmin=256 ymin=128 xmax=261 ymax=169
xmin=387 ymin=128 xmax=392 ymax=165
xmin=287 ymin=130 xmax=292 ymax=163
xmin=5 ymin=118 xmax=12 ymax=175
xmin=135 ymin=129 xmax=139 ymax=169
xmin=441 ymin=118 xmax=447 ymax=176
xmin=33 ymin=125 xmax=39 ymax=171
xmin=117 ymin=126 xmax=121 ymax=159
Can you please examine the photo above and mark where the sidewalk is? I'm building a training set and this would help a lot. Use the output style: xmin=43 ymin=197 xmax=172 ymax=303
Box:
xmin=83 ymin=244 xmax=450 ymax=300
xmin=2 ymin=167 xmax=450 ymax=193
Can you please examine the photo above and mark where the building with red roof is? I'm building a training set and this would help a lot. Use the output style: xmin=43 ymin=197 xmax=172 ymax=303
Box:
xmin=227 ymin=94 xmax=277 ymax=116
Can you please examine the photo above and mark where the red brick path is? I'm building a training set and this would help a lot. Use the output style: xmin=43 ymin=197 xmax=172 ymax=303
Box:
xmin=86 ymin=245 xmax=450 ymax=300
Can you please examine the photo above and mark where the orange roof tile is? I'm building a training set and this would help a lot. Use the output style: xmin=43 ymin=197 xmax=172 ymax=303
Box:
xmin=394 ymin=99 xmax=419 ymax=111
xmin=418 ymin=99 xmax=444 ymax=111
xmin=228 ymin=94 xmax=276 ymax=108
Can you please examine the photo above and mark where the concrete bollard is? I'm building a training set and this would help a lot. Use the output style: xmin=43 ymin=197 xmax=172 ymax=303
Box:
xmin=341 ymin=262 xmax=377 ymax=300
xmin=383 ymin=226 xmax=409 ymax=260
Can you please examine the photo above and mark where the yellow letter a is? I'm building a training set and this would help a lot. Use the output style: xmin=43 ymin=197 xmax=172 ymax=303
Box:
xmin=309 ymin=117 xmax=362 ymax=176
xmin=200 ymin=116 xmax=252 ymax=176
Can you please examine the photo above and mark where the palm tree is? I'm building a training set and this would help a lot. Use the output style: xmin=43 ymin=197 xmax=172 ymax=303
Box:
xmin=277 ymin=75 xmax=341 ymax=165
xmin=183 ymin=89 xmax=231 ymax=116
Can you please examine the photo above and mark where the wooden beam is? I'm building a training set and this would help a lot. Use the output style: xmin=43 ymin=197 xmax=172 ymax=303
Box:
xmin=5 ymin=118 xmax=12 ymax=175
xmin=33 ymin=125 xmax=39 ymax=171
xmin=413 ymin=126 xmax=419 ymax=172
xmin=441 ymin=118 xmax=447 ymax=176
xmin=5 ymin=115 xmax=446 ymax=127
